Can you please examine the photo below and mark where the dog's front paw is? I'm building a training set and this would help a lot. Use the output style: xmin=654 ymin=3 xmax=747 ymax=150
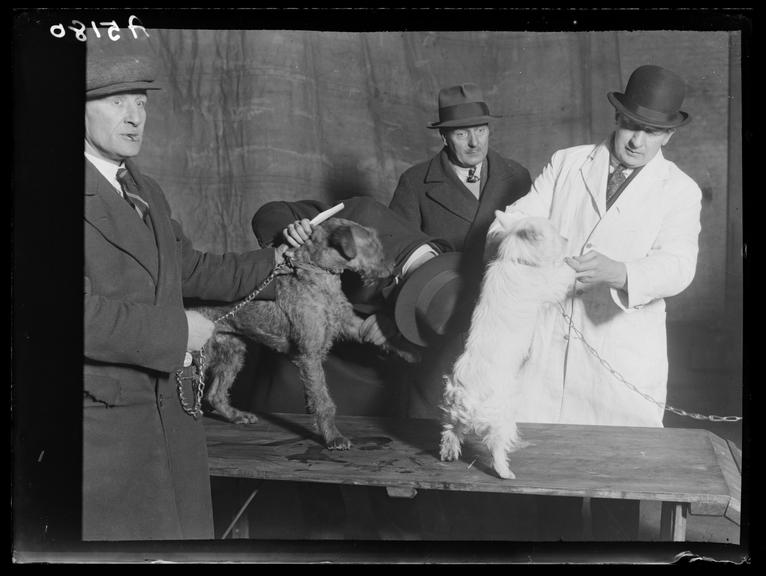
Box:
xmin=326 ymin=435 xmax=352 ymax=450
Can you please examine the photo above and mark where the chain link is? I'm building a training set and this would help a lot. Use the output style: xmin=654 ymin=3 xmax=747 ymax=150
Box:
xmin=558 ymin=304 xmax=742 ymax=423
xmin=174 ymin=260 xmax=293 ymax=418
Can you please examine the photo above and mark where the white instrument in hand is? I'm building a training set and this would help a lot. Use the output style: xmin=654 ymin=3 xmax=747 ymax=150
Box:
xmin=309 ymin=202 xmax=345 ymax=226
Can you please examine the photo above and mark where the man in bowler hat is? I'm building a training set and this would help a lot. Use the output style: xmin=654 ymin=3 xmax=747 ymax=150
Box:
xmin=388 ymin=83 xmax=532 ymax=418
xmin=83 ymin=30 xmax=281 ymax=540
xmin=487 ymin=65 xmax=702 ymax=539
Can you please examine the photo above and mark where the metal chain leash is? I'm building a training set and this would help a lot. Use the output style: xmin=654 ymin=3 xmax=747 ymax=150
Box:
xmin=175 ymin=259 xmax=294 ymax=418
xmin=557 ymin=303 xmax=742 ymax=423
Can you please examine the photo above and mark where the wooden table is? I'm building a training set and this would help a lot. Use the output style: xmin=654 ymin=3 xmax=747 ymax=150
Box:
xmin=204 ymin=412 xmax=741 ymax=541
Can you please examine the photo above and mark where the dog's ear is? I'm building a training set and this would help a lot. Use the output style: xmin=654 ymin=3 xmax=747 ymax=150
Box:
xmin=495 ymin=210 xmax=522 ymax=231
xmin=328 ymin=225 xmax=358 ymax=260
xmin=516 ymin=226 xmax=543 ymax=243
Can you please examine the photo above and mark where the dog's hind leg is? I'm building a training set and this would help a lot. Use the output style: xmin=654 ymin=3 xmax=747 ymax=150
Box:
xmin=484 ymin=426 xmax=519 ymax=480
xmin=205 ymin=334 xmax=259 ymax=424
xmin=293 ymin=354 xmax=350 ymax=450
xmin=439 ymin=422 xmax=465 ymax=462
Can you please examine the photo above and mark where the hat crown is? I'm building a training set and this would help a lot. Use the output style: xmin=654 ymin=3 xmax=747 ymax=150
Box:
xmin=622 ymin=65 xmax=685 ymax=115
xmin=438 ymin=83 xmax=486 ymax=108
xmin=394 ymin=252 xmax=465 ymax=346
xmin=428 ymin=83 xmax=500 ymax=129
xmin=86 ymin=29 xmax=160 ymax=98
xmin=607 ymin=64 xmax=690 ymax=128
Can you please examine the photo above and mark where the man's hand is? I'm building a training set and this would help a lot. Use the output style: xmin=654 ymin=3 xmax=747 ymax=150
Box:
xmin=185 ymin=310 xmax=215 ymax=351
xmin=565 ymin=251 xmax=627 ymax=290
xmin=359 ymin=313 xmax=399 ymax=346
xmin=282 ymin=218 xmax=314 ymax=247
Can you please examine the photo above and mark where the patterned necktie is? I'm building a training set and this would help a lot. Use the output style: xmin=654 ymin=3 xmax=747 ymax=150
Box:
xmin=116 ymin=167 xmax=147 ymax=221
xmin=606 ymin=163 xmax=629 ymax=205
xmin=466 ymin=167 xmax=479 ymax=183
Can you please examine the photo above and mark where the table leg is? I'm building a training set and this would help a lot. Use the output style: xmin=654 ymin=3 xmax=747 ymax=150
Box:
xmin=660 ymin=502 xmax=688 ymax=541
xmin=221 ymin=478 xmax=260 ymax=539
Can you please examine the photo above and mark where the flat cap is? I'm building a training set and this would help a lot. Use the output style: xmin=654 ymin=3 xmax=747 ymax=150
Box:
xmin=86 ymin=29 xmax=161 ymax=99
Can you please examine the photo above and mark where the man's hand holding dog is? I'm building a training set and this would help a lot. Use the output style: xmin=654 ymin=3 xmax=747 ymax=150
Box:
xmin=359 ymin=313 xmax=399 ymax=346
xmin=185 ymin=310 xmax=215 ymax=351
xmin=565 ymin=251 xmax=627 ymax=290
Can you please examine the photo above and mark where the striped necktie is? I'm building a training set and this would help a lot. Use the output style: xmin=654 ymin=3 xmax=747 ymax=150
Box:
xmin=116 ymin=167 xmax=147 ymax=221
xmin=606 ymin=162 xmax=629 ymax=205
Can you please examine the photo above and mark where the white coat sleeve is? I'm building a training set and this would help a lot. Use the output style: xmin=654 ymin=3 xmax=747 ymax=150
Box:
xmin=484 ymin=150 xmax=561 ymax=260
xmin=613 ymin=177 xmax=702 ymax=310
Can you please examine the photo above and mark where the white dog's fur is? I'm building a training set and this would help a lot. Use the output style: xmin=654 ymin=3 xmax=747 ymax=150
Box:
xmin=439 ymin=214 xmax=575 ymax=479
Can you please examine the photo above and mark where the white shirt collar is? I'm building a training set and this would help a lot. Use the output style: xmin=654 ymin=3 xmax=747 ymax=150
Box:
xmin=451 ymin=161 xmax=483 ymax=183
xmin=85 ymin=151 xmax=124 ymax=195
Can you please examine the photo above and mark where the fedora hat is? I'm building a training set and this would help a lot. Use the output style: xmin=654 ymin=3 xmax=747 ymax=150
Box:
xmin=86 ymin=29 xmax=162 ymax=99
xmin=394 ymin=252 xmax=464 ymax=347
xmin=607 ymin=65 xmax=690 ymax=129
xmin=427 ymin=83 xmax=502 ymax=129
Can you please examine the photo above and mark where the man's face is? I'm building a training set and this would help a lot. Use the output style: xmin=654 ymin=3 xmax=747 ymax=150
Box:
xmin=85 ymin=92 xmax=147 ymax=164
xmin=613 ymin=114 xmax=674 ymax=168
xmin=441 ymin=124 xmax=490 ymax=168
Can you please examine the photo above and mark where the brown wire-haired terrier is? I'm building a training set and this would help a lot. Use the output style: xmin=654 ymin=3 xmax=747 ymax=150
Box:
xmin=195 ymin=217 xmax=418 ymax=450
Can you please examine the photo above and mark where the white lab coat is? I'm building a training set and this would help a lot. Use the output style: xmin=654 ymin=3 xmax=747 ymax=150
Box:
xmin=486 ymin=140 xmax=702 ymax=426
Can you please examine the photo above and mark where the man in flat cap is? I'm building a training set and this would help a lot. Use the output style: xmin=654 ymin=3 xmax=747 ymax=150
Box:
xmin=83 ymin=30 xmax=281 ymax=540
xmin=486 ymin=65 xmax=702 ymax=539
xmin=388 ymin=82 xmax=532 ymax=418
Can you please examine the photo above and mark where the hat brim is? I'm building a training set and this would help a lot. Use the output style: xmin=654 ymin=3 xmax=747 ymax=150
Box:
xmin=427 ymin=115 xmax=501 ymax=129
xmin=87 ymin=81 xmax=162 ymax=99
xmin=394 ymin=252 xmax=463 ymax=347
xmin=607 ymin=92 xmax=690 ymax=129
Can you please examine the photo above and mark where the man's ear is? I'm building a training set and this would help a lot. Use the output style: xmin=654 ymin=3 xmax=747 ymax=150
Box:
xmin=661 ymin=129 xmax=675 ymax=147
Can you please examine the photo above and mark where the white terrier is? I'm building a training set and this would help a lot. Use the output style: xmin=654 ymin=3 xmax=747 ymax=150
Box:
xmin=439 ymin=214 xmax=575 ymax=479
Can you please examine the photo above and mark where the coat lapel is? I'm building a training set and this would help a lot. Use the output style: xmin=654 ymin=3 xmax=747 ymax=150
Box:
xmin=424 ymin=149 xmax=479 ymax=223
xmin=605 ymin=147 xmax=668 ymax=216
xmin=579 ymin=140 xmax=611 ymax=218
xmin=124 ymin=159 xmax=181 ymax=305
xmin=84 ymin=160 xmax=159 ymax=283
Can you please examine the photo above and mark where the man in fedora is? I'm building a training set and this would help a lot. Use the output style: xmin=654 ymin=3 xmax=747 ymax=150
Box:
xmin=83 ymin=30 xmax=281 ymax=540
xmin=487 ymin=65 xmax=702 ymax=539
xmin=389 ymin=82 xmax=532 ymax=418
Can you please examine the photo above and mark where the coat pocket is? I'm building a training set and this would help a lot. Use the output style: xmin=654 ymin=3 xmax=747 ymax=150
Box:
xmin=83 ymin=373 xmax=123 ymax=407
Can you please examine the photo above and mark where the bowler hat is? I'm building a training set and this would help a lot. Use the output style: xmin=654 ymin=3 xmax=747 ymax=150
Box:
xmin=427 ymin=83 xmax=502 ymax=129
xmin=607 ymin=65 xmax=690 ymax=129
xmin=86 ymin=29 xmax=161 ymax=99
xmin=394 ymin=252 xmax=464 ymax=347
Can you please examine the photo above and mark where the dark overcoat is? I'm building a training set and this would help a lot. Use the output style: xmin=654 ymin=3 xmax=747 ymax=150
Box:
xmin=84 ymin=159 xmax=276 ymax=540
xmin=389 ymin=148 xmax=531 ymax=292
